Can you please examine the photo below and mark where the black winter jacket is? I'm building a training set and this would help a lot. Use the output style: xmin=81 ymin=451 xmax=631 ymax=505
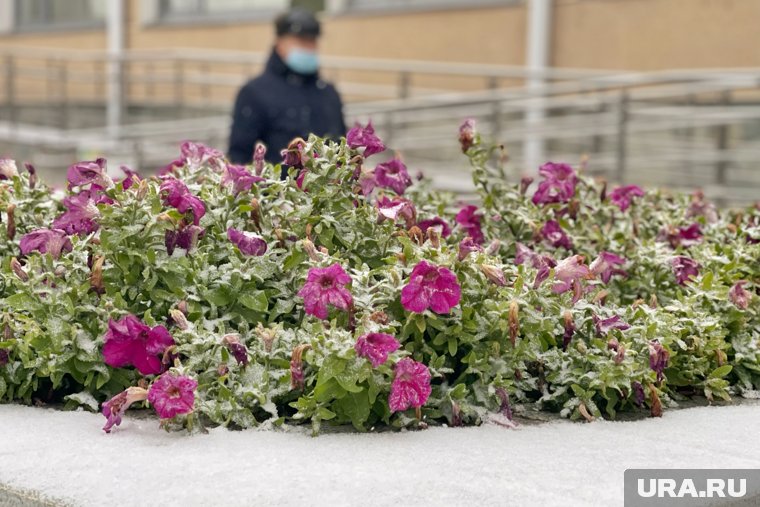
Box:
xmin=227 ymin=49 xmax=346 ymax=167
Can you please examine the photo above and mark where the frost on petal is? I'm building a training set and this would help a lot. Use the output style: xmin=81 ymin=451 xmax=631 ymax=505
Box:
xmin=102 ymin=315 xmax=175 ymax=375
xmin=298 ymin=263 xmax=353 ymax=320
xmin=148 ymin=372 xmax=198 ymax=419
xmin=374 ymin=158 xmax=412 ymax=195
xmin=346 ymin=121 xmax=386 ymax=158
xmin=227 ymin=228 xmax=267 ymax=256
xmin=355 ymin=333 xmax=400 ymax=368
xmin=401 ymin=261 xmax=460 ymax=314
xmin=389 ymin=358 xmax=432 ymax=412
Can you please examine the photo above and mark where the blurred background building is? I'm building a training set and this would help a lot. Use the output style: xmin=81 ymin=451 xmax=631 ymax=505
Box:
xmin=1 ymin=0 xmax=759 ymax=203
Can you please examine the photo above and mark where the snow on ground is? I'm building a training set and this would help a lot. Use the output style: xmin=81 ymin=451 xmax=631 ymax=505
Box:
xmin=1 ymin=403 xmax=759 ymax=507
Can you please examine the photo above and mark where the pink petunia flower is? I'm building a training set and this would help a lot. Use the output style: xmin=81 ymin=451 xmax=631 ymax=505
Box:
xmin=298 ymin=263 xmax=353 ymax=320
xmin=388 ymin=358 xmax=432 ymax=413
xmin=417 ymin=217 xmax=451 ymax=238
xmin=401 ymin=260 xmax=461 ymax=314
xmin=594 ymin=314 xmax=631 ymax=335
xmin=532 ymin=162 xmax=577 ymax=205
xmin=374 ymin=158 xmax=412 ymax=195
xmin=253 ymin=143 xmax=267 ymax=176
xmin=160 ymin=178 xmax=206 ymax=226
xmin=729 ymin=281 xmax=751 ymax=310
xmin=101 ymin=386 xmax=148 ymax=433
xmin=540 ymin=220 xmax=573 ymax=250
xmin=19 ymin=229 xmax=72 ymax=259
xmin=357 ymin=168 xmax=377 ymax=196
xmin=347 ymin=121 xmax=386 ymax=158
xmin=0 ymin=158 xmax=19 ymax=179
xmin=102 ymin=315 xmax=175 ymax=375
xmin=165 ymin=224 xmax=205 ymax=255
xmin=455 ymin=205 xmax=484 ymax=244
xmin=458 ymin=118 xmax=477 ymax=153
xmin=120 ymin=166 xmax=142 ymax=190
xmin=551 ymin=255 xmax=592 ymax=303
xmin=281 ymin=138 xmax=308 ymax=170
xmin=222 ymin=164 xmax=263 ymax=195
xmin=376 ymin=196 xmax=416 ymax=226
xmin=355 ymin=333 xmax=401 ymax=367
xmin=227 ymin=228 xmax=267 ymax=256
xmin=589 ymin=251 xmax=628 ymax=283
xmin=608 ymin=185 xmax=645 ymax=211
xmin=658 ymin=223 xmax=703 ymax=249
xmin=671 ymin=256 xmax=699 ymax=285
xmin=67 ymin=158 xmax=113 ymax=190
xmin=458 ymin=236 xmax=484 ymax=261
xmin=180 ymin=141 xmax=226 ymax=172
xmin=53 ymin=192 xmax=101 ymax=235
xmin=648 ymin=340 xmax=670 ymax=383
xmin=148 ymin=372 xmax=198 ymax=419
xmin=514 ymin=243 xmax=557 ymax=289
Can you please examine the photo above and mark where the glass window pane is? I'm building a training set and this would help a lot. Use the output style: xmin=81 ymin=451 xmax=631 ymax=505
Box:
xmin=163 ymin=0 xmax=203 ymax=15
xmin=49 ymin=0 xmax=105 ymax=23
xmin=206 ymin=0 xmax=289 ymax=13
xmin=16 ymin=0 xmax=47 ymax=26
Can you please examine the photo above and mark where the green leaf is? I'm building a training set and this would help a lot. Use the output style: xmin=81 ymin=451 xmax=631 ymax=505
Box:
xmin=238 ymin=291 xmax=269 ymax=312
xmin=335 ymin=391 xmax=370 ymax=429
xmin=317 ymin=407 xmax=336 ymax=420
xmin=709 ymin=365 xmax=733 ymax=378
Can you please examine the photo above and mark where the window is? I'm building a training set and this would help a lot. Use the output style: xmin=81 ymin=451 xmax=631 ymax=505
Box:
xmin=15 ymin=0 xmax=105 ymax=29
xmin=157 ymin=0 xmax=296 ymax=20
xmin=347 ymin=0 xmax=507 ymax=11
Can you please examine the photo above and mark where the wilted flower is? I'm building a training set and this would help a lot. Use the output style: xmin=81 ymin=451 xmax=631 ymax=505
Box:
xmin=0 ymin=158 xmax=18 ymax=179
xmin=24 ymin=162 xmax=37 ymax=188
xmin=101 ymin=386 xmax=148 ymax=433
xmin=632 ymin=381 xmax=645 ymax=407
xmin=357 ymin=168 xmax=377 ymax=196
xmin=648 ymin=340 xmax=670 ymax=383
xmin=455 ymin=205 xmax=484 ymax=244
xmin=519 ymin=176 xmax=533 ymax=196
xmin=480 ymin=264 xmax=507 ymax=286
xmin=222 ymin=164 xmax=263 ymax=195
xmin=509 ymin=300 xmax=519 ymax=346
xmin=119 ymin=166 xmax=141 ymax=190
xmin=298 ymin=263 xmax=353 ymax=320
xmin=255 ymin=323 xmax=278 ymax=353
xmin=594 ymin=314 xmax=631 ymax=335
xmin=608 ymin=185 xmax=645 ymax=211
xmin=401 ymin=260 xmax=461 ymax=314
xmin=375 ymin=158 xmax=412 ymax=195
xmin=458 ymin=236 xmax=483 ymax=261
xmin=532 ymin=162 xmax=577 ymax=205
xmin=376 ymin=196 xmax=415 ymax=227
xmin=514 ymin=243 xmax=557 ymax=288
xmin=417 ymin=216 xmax=451 ymax=238
xmin=19 ymin=229 xmax=73 ymax=259
xmin=290 ymin=344 xmax=311 ymax=390
xmin=458 ymin=118 xmax=477 ymax=153
xmin=160 ymin=178 xmax=206 ymax=226
xmin=222 ymin=334 xmax=249 ymax=366
xmin=389 ymin=358 xmax=432 ymax=413
xmin=148 ymin=372 xmax=198 ymax=419
xmin=540 ymin=220 xmax=573 ymax=250
xmin=67 ymin=158 xmax=112 ymax=190
xmin=729 ymin=281 xmax=751 ymax=310
xmin=102 ymin=315 xmax=175 ymax=375
xmin=686 ymin=190 xmax=718 ymax=223
xmin=562 ymin=310 xmax=575 ymax=350
xmin=169 ymin=309 xmax=189 ymax=330
xmin=590 ymin=251 xmax=627 ymax=283
xmin=227 ymin=228 xmax=267 ymax=256
xmin=347 ymin=121 xmax=386 ymax=158
xmin=53 ymin=192 xmax=101 ymax=235
xmin=0 ymin=348 xmax=9 ymax=366
xmin=551 ymin=255 xmax=591 ymax=303
xmin=253 ymin=143 xmax=267 ymax=175
xmin=355 ymin=333 xmax=401 ymax=367
xmin=165 ymin=224 xmax=205 ymax=255
xmin=180 ymin=141 xmax=225 ymax=172
xmin=281 ymin=137 xmax=308 ymax=169
xmin=10 ymin=257 xmax=28 ymax=281
xmin=671 ymin=256 xmax=699 ymax=285
xmin=659 ymin=223 xmax=703 ymax=249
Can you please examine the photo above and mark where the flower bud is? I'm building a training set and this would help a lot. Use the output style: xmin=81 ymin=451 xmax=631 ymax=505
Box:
xmin=136 ymin=178 xmax=149 ymax=200
xmin=90 ymin=255 xmax=105 ymax=295
xmin=715 ymin=348 xmax=727 ymax=366
xmin=250 ymin=198 xmax=262 ymax=231
xmin=255 ymin=323 xmax=277 ymax=353
xmin=599 ymin=178 xmax=608 ymax=202
xmin=458 ymin=118 xmax=477 ymax=153
xmin=614 ymin=343 xmax=626 ymax=364
xmin=576 ymin=340 xmax=588 ymax=354
xmin=426 ymin=227 xmax=440 ymax=249
xmin=495 ymin=387 xmax=513 ymax=421
xmin=6 ymin=204 xmax=15 ymax=240
xmin=649 ymin=384 xmax=663 ymax=417
xmin=290 ymin=343 xmax=312 ymax=390
xmin=177 ymin=300 xmax=188 ymax=315
xmin=217 ymin=363 xmax=229 ymax=377
xmin=24 ymin=163 xmax=37 ymax=189
xmin=485 ymin=239 xmax=501 ymax=256
xmin=301 ymin=238 xmax=320 ymax=261
xmin=578 ymin=402 xmax=595 ymax=423
xmin=169 ymin=309 xmax=189 ymax=330
xmin=450 ymin=401 xmax=462 ymax=427
xmin=567 ymin=199 xmax=580 ymax=219
xmin=508 ymin=300 xmax=519 ymax=346
xmin=562 ymin=310 xmax=575 ymax=350
xmin=480 ymin=264 xmax=506 ymax=287
xmin=253 ymin=143 xmax=266 ymax=176
xmin=369 ymin=311 xmax=389 ymax=325
xmin=222 ymin=333 xmax=248 ymax=366
xmin=649 ymin=294 xmax=658 ymax=308
xmin=519 ymin=176 xmax=533 ymax=196
xmin=729 ymin=280 xmax=751 ymax=310
xmin=54 ymin=265 xmax=67 ymax=278
xmin=592 ymin=289 xmax=609 ymax=305
xmin=4 ymin=322 xmax=13 ymax=341
xmin=10 ymin=257 xmax=27 ymax=281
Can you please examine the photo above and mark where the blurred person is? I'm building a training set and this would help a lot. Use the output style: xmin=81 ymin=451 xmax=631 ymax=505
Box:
xmin=227 ymin=8 xmax=346 ymax=176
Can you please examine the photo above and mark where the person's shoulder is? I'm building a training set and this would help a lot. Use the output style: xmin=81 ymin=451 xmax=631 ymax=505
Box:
xmin=317 ymin=79 xmax=341 ymax=97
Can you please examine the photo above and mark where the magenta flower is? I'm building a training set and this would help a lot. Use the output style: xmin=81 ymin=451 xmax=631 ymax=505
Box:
xmin=101 ymin=387 xmax=148 ymax=433
xmin=357 ymin=168 xmax=377 ymax=196
xmin=347 ymin=121 xmax=386 ymax=158
xmin=222 ymin=334 xmax=249 ymax=366
xmin=594 ymin=315 xmax=631 ymax=335
xmin=165 ymin=224 xmax=205 ymax=255
xmin=253 ymin=143 xmax=267 ymax=175
xmin=417 ymin=217 xmax=451 ymax=238
xmin=401 ymin=260 xmax=461 ymax=314
xmin=729 ymin=281 xmax=751 ymax=310
xmin=659 ymin=223 xmax=703 ymax=249
xmin=298 ymin=263 xmax=353 ymax=320
xmin=608 ymin=185 xmax=645 ymax=211
xmin=120 ymin=166 xmax=142 ymax=190
xmin=102 ymin=315 xmax=175 ymax=375
xmin=458 ymin=236 xmax=483 ymax=261
xmin=455 ymin=205 xmax=484 ymax=244
xmin=148 ymin=372 xmax=198 ymax=419
xmin=551 ymin=255 xmax=591 ymax=303
xmin=648 ymin=341 xmax=670 ymax=383
xmin=0 ymin=158 xmax=18 ymax=179
xmin=458 ymin=118 xmax=477 ymax=153
xmin=160 ymin=178 xmax=206 ymax=226
xmin=355 ymin=333 xmax=401 ymax=367
xmin=514 ymin=243 xmax=556 ymax=288
xmin=686 ymin=191 xmax=718 ymax=223
xmin=67 ymin=158 xmax=112 ymax=190
xmin=671 ymin=256 xmax=699 ymax=285
xmin=389 ymin=358 xmax=432 ymax=413
xmin=53 ymin=192 xmax=100 ymax=235
xmin=0 ymin=348 xmax=8 ymax=366
xmin=222 ymin=164 xmax=263 ymax=195
xmin=19 ymin=229 xmax=72 ymax=259
xmin=590 ymin=251 xmax=627 ymax=283
xmin=181 ymin=141 xmax=225 ymax=172
xmin=540 ymin=220 xmax=573 ymax=250
xmin=281 ymin=138 xmax=308 ymax=169
xmin=227 ymin=228 xmax=267 ymax=256
xmin=532 ymin=162 xmax=577 ymax=205
xmin=374 ymin=159 xmax=412 ymax=195
xmin=376 ymin=196 xmax=415 ymax=226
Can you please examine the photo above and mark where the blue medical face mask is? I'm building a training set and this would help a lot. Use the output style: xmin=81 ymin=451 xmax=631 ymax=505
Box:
xmin=285 ymin=48 xmax=319 ymax=75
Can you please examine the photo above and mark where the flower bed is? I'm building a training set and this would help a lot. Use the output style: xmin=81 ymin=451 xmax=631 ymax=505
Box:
xmin=0 ymin=121 xmax=758 ymax=435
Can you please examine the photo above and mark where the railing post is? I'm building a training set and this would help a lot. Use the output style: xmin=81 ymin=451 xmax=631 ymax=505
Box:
xmin=715 ymin=90 xmax=731 ymax=187
xmin=615 ymin=90 xmax=629 ymax=185
xmin=398 ymin=71 xmax=410 ymax=100
xmin=4 ymin=55 xmax=15 ymax=126
xmin=174 ymin=60 xmax=184 ymax=117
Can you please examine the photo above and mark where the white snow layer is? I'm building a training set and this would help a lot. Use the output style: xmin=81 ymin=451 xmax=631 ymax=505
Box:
xmin=1 ymin=403 xmax=759 ymax=507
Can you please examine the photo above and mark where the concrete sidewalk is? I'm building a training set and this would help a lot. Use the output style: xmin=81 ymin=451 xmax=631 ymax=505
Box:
xmin=1 ymin=402 xmax=759 ymax=507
